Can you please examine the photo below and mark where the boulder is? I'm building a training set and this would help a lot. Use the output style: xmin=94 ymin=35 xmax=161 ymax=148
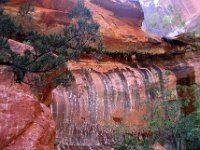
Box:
xmin=0 ymin=67 xmax=56 ymax=150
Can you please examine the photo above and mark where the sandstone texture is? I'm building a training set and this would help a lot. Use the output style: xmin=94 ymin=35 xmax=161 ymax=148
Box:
xmin=4 ymin=0 xmax=169 ymax=54
xmin=0 ymin=67 xmax=56 ymax=150
xmin=51 ymin=50 xmax=200 ymax=148
xmin=1 ymin=0 xmax=200 ymax=149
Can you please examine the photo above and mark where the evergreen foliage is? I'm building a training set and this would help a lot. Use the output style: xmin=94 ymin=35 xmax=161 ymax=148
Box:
xmin=18 ymin=0 xmax=33 ymax=17
xmin=0 ymin=0 xmax=102 ymax=88
xmin=0 ymin=9 xmax=20 ymax=38
xmin=114 ymin=84 xmax=200 ymax=150
xmin=0 ymin=0 xmax=7 ymax=3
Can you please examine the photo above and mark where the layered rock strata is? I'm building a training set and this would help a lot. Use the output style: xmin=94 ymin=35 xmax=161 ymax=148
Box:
xmin=4 ymin=0 xmax=168 ymax=54
xmin=51 ymin=50 xmax=200 ymax=148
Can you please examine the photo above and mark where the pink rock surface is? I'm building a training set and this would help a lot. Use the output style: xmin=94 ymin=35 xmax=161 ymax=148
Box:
xmin=153 ymin=143 xmax=166 ymax=150
xmin=0 ymin=67 xmax=56 ymax=150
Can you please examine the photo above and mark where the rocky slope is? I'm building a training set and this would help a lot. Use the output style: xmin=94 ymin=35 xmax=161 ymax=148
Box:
xmin=4 ymin=0 xmax=170 ymax=54
xmin=140 ymin=0 xmax=200 ymax=36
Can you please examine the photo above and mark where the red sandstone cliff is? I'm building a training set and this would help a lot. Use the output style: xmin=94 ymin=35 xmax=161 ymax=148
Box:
xmin=1 ymin=38 xmax=200 ymax=149
xmin=1 ymin=0 xmax=200 ymax=149
xmin=4 ymin=0 xmax=167 ymax=54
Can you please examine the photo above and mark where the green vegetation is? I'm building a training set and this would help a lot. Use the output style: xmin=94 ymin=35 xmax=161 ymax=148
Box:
xmin=144 ymin=85 xmax=200 ymax=150
xmin=0 ymin=9 xmax=20 ymax=38
xmin=147 ymin=12 xmax=159 ymax=28
xmin=113 ymin=75 xmax=200 ymax=150
xmin=113 ymin=122 xmax=153 ymax=150
xmin=1 ymin=1 xmax=200 ymax=148
xmin=0 ymin=0 xmax=7 ymax=3
xmin=168 ymin=5 xmax=185 ymax=28
xmin=18 ymin=0 xmax=33 ymax=18
xmin=0 ymin=0 xmax=102 ymax=88
xmin=192 ymin=43 xmax=200 ymax=51
xmin=163 ymin=15 xmax=172 ymax=28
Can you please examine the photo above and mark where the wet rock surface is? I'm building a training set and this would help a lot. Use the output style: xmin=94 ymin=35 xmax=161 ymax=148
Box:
xmin=51 ymin=51 xmax=200 ymax=148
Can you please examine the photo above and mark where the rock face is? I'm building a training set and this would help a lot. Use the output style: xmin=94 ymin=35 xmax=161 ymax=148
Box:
xmin=159 ymin=0 xmax=200 ymax=21
xmin=1 ymin=38 xmax=199 ymax=149
xmin=90 ymin=0 xmax=144 ymax=27
xmin=140 ymin=0 xmax=200 ymax=36
xmin=4 ymin=0 xmax=168 ymax=53
xmin=51 ymin=51 xmax=200 ymax=148
xmin=1 ymin=1 xmax=200 ymax=149
xmin=160 ymin=0 xmax=200 ymax=36
xmin=84 ymin=0 xmax=166 ymax=53
xmin=0 ymin=67 xmax=56 ymax=150
xmin=7 ymin=0 xmax=75 ymax=11
xmin=52 ymin=59 xmax=175 ymax=148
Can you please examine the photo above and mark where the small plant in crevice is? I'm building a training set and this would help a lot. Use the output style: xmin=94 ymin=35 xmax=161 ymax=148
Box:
xmin=114 ymin=134 xmax=153 ymax=150
xmin=112 ymin=119 xmax=154 ymax=150
xmin=192 ymin=43 xmax=200 ymax=51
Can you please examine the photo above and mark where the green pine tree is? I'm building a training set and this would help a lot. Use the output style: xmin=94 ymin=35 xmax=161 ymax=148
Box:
xmin=0 ymin=0 xmax=102 ymax=88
